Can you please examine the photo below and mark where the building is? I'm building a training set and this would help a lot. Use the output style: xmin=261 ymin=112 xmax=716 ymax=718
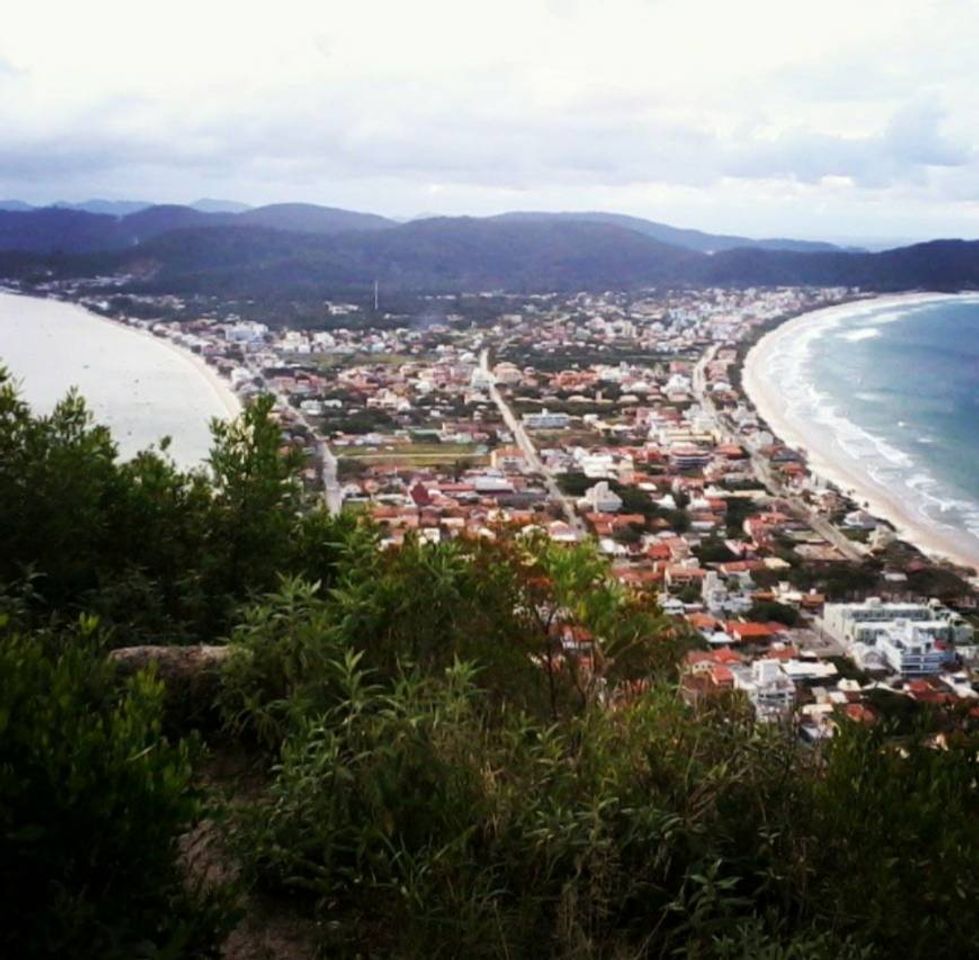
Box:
xmin=580 ymin=481 xmax=623 ymax=514
xmin=523 ymin=408 xmax=571 ymax=430
xmin=877 ymin=622 xmax=948 ymax=676
xmin=668 ymin=443 xmax=711 ymax=471
xmin=225 ymin=320 xmax=268 ymax=343
xmin=822 ymin=597 xmax=973 ymax=647
xmin=733 ymin=659 xmax=796 ymax=721
xmin=492 ymin=362 xmax=523 ymax=385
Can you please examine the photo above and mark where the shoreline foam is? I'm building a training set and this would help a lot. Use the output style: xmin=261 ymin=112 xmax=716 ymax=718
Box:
xmin=743 ymin=292 xmax=979 ymax=573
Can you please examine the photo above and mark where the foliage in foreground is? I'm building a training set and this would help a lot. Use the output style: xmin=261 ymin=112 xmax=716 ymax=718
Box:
xmin=225 ymin=616 xmax=978 ymax=959
xmin=0 ymin=367 xmax=357 ymax=643
xmin=0 ymin=616 xmax=227 ymax=958
xmin=1 ymin=371 xmax=978 ymax=959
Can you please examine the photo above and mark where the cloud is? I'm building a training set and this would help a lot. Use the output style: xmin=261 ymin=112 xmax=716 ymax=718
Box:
xmin=883 ymin=101 xmax=972 ymax=167
xmin=1 ymin=0 xmax=979 ymax=240
xmin=720 ymin=102 xmax=973 ymax=188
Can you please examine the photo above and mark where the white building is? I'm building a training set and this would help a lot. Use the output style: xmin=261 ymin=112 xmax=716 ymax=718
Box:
xmin=225 ymin=320 xmax=268 ymax=344
xmin=733 ymin=660 xmax=796 ymax=721
xmin=822 ymin=598 xmax=973 ymax=648
xmin=523 ymin=408 xmax=571 ymax=430
xmin=579 ymin=481 xmax=623 ymax=514
xmin=877 ymin=622 xmax=947 ymax=677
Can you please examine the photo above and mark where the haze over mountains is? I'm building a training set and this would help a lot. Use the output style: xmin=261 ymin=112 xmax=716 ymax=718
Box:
xmin=0 ymin=200 xmax=977 ymax=297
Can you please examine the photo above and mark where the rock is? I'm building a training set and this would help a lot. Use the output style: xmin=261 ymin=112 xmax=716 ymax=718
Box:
xmin=109 ymin=644 xmax=231 ymax=728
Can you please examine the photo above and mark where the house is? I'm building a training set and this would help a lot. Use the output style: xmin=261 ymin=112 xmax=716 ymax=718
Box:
xmin=580 ymin=481 xmax=623 ymax=513
xmin=733 ymin=659 xmax=796 ymax=721
xmin=724 ymin=620 xmax=776 ymax=645
xmin=524 ymin=408 xmax=571 ymax=430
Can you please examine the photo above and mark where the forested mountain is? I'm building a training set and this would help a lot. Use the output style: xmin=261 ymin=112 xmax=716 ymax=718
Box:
xmin=0 ymin=201 xmax=398 ymax=254
xmin=695 ymin=239 xmax=979 ymax=289
xmin=490 ymin=210 xmax=852 ymax=253
xmin=0 ymin=201 xmax=978 ymax=295
xmin=20 ymin=217 xmax=705 ymax=294
xmin=236 ymin=202 xmax=396 ymax=234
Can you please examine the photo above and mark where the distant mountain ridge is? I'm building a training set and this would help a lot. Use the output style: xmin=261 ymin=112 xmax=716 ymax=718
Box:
xmin=490 ymin=211 xmax=859 ymax=254
xmin=0 ymin=202 xmax=398 ymax=254
xmin=0 ymin=201 xmax=860 ymax=255
xmin=85 ymin=217 xmax=701 ymax=295
xmin=0 ymin=198 xmax=252 ymax=216
xmin=1 ymin=200 xmax=978 ymax=296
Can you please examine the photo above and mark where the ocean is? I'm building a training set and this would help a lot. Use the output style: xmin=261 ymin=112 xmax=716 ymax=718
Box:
xmin=762 ymin=293 xmax=979 ymax=561
xmin=0 ymin=292 xmax=239 ymax=468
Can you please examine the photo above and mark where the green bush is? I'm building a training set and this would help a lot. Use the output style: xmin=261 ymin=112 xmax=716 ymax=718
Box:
xmin=229 ymin=638 xmax=979 ymax=960
xmin=230 ymin=657 xmax=814 ymax=957
xmin=0 ymin=620 xmax=226 ymax=958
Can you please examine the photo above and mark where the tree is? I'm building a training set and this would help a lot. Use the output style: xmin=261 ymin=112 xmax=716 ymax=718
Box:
xmin=0 ymin=619 xmax=225 ymax=958
xmin=748 ymin=601 xmax=799 ymax=627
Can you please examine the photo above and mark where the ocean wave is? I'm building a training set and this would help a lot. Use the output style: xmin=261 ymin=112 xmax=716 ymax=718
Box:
xmin=904 ymin=472 xmax=979 ymax=540
xmin=750 ymin=293 xmax=979 ymax=558
xmin=838 ymin=327 xmax=882 ymax=342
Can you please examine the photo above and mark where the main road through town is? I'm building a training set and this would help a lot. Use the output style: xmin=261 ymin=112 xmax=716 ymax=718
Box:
xmin=257 ymin=366 xmax=343 ymax=515
xmin=479 ymin=349 xmax=585 ymax=533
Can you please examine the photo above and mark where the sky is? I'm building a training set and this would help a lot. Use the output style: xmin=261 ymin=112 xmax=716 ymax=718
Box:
xmin=2 ymin=0 xmax=979 ymax=243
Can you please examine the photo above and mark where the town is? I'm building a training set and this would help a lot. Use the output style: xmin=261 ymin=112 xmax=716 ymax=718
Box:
xmin=19 ymin=277 xmax=979 ymax=737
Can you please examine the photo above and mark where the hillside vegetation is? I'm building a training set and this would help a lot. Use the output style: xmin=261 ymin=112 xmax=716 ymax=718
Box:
xmin=2 ymin=367 xmax=979 ymax=959
xmin=3 ymin=203 xmax=979 ymax=298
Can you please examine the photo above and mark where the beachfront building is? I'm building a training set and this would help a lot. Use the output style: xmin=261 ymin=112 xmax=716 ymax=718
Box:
xmin=822 ymin=597 xmax=971 ymax=676
xmin=822 ymin=598 xmax=974 ymax=647
xmin=876 ymin=622 xmax=947 ymax=677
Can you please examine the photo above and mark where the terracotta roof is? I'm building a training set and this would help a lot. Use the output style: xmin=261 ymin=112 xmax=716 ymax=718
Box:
xmin=724 ymin=621 xmax=775 ymax=640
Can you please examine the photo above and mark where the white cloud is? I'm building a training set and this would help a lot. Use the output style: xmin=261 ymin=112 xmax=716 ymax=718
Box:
xmin=2 ymin=0 xmax=979 ymax=239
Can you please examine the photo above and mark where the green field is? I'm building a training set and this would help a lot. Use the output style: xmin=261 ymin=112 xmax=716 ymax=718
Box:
xmin=337 ymin=441 xmax=487 ymax=467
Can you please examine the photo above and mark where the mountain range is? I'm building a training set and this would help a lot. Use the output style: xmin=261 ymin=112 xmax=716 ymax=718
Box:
xmin=0 ymin=201 xmax=977 ymax=296
xmin=0 ymin=198 xmax=251 ymax=216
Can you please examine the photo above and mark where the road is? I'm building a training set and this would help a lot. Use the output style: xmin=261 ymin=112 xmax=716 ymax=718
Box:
xmin=692 ymin=345 xmax=865 ymax=563
xmin=480 ymin=349 xmax=585 ymax=533
xmin=259 ymin=371 xmax=343 ymax=515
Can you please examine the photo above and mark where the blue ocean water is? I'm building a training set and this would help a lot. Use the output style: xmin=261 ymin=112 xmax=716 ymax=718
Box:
xmin=802 ymin=295 xmax=979 ymax=549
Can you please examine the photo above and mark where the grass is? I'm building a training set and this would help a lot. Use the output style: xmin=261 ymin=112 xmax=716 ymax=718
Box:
xmin=317 ymin=352 xmax=417 ymax=371
xmin=337 ymin=442 xmax=489 ymax=468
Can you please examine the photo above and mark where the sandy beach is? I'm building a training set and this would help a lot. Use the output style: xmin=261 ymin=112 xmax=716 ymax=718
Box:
xmin=0 ymin=292 xmax=241 ymax=466
xmin=102 ymin=313 xmax=242 ymax=421
xmin=743 ymin=293 xmax=979 ymax=573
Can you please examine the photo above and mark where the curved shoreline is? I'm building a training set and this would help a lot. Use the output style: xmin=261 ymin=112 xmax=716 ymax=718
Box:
xmin=99 ymin=312 xmax=242 ymax=421
xmin=0 ymin=291 xmax=241 ymax=465
xmin=742 ymin=292 xmax=979 ymax=573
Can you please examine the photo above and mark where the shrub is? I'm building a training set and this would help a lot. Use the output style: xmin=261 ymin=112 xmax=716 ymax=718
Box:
xmin=0 ymin=619 xmax=226 ymax=958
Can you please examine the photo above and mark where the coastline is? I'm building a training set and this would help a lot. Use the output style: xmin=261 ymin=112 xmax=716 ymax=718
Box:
xmin=99 ymin=311 xmax=242 ymax=421
xmin=742 ymin=292 xmax=979 ymax=573
xmin=0 ymin=291 xmax=241 ymax=464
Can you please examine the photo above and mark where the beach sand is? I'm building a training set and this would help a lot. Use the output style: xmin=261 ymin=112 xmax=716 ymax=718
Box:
xmin=0 ymin=292 xmax=242 ymax=466
xmin=109 ymin=317 xmax=243 ymax=421
xmin=743 ymin=293 xmax=979 ymax=573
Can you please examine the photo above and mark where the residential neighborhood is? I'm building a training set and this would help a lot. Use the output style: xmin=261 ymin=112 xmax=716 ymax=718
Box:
xmin=23 ymin=277 xmax=979 ymax=736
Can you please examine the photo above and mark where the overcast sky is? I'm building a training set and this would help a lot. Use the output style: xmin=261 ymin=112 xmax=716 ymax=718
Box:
xmin=3 ymin=0 xmax=978 ymax=241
